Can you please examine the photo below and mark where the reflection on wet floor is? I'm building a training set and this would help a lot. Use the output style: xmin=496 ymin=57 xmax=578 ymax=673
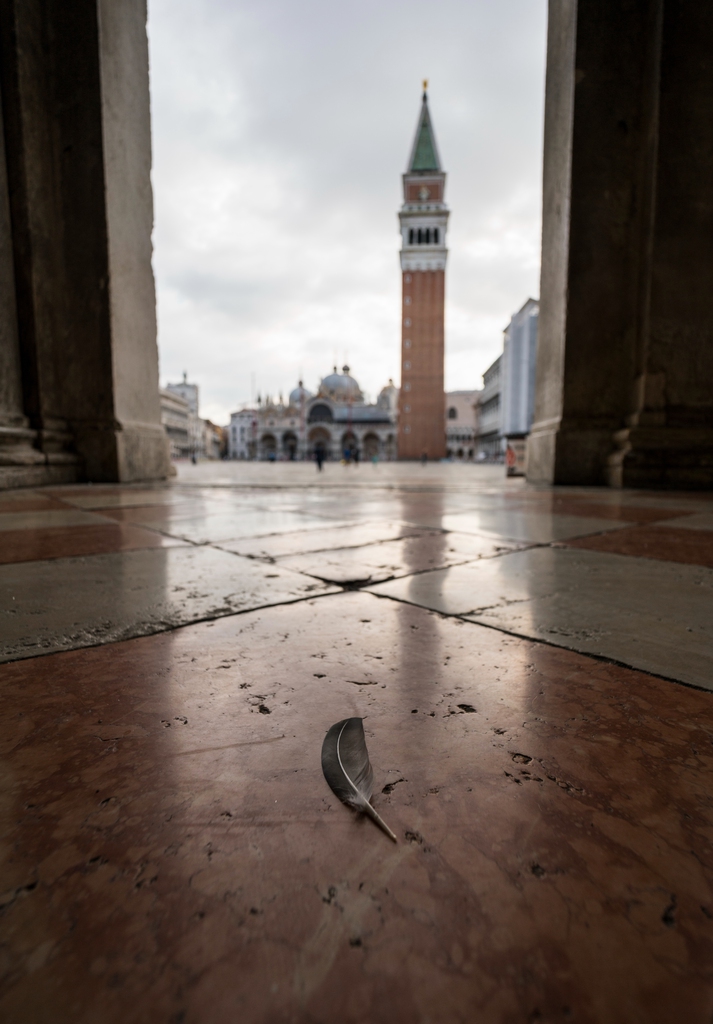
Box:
xmin=1 ymin=462 xmax=713 ymax=1022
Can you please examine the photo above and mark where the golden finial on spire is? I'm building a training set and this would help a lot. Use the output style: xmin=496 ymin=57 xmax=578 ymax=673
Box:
xmin=423 ymin=79 xmax=428 ymax=92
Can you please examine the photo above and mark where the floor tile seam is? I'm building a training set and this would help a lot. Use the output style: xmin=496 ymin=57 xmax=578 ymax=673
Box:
xmin=0 ymin=544 xmax=193 ymax=568
xmin=277 ymin=544 xmax=544 ymax=590
xmin=221 ymin=530 xmax=447 ymax=562
xmin=201 ymin=522 xmax=428 ymax=548
xmin=0 ymin=537 xmax=198 ymax=571
xmin=33 ymin=495 xmax=170 ymax=511
xmin=0 ymin=588 xmax=348 ymax=667
xmin=363 ymin=591 xmax=713 ymax=696
xmin=0 ymin=509 xmax=122 ymax=529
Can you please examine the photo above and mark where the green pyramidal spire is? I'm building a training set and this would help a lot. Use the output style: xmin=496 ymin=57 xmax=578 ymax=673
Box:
xmin=407 ymin=88 xmax=442 ymax=173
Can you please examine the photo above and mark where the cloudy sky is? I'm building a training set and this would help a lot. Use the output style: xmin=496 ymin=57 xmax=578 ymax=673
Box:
xmin=148 ymin=0 xmax=547 ymax=424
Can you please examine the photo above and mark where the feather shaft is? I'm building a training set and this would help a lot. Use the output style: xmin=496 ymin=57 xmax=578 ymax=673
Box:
xmin=321 ymin=717 xmax=398 ymax=843
xmin=360 ymin=800 xmax=398 ymax=843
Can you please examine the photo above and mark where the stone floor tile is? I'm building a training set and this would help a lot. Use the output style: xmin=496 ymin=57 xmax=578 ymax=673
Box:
xmin=566 ymin=524 xmax=713 ymax=568
xmin=522 ymin=498 xmax=690 ymax=523
xmin=96 ymin=500 xmax=237 ymax=524
xmin=52 ymin=486 xmax=180 ymax=509
xmin=0 ymin=508 xmax=115 ymax=531
xmin=1 ymin=593 xmax=712 ymax=1023
xmin=219 ymin=521 xmax=427 ymax=559
xmin=0 ymin=522 xmax=187 ymax=565
xmin=408 ymin=508 xmax=631 ymax=542
xmin=659 ymin=512 xmax=713 ymax=532
xmin=0 ymin=547 xmax=336 ymax=662
xmin=161 ymin=509 xmax=350 ymax=544
xmin=368 ymin=547 xmax=713 ymax=689
xmin=0 ymin=493 xmax=69 ymax=514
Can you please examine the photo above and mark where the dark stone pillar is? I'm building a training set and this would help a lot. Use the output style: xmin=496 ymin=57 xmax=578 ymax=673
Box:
xmin=528 ymin=0 xmax=713 ymax=488
xmin=0 ymin=0 xmax=170 ymax=487
xmin=0 ymin=80 xmax=47 ymax=485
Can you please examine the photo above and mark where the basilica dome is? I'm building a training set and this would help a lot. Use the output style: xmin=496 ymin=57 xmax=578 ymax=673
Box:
xmin=319 ymin=365 xmax=364 ymax=404
xmin=289 ymin=381 xmax=313 ymax=406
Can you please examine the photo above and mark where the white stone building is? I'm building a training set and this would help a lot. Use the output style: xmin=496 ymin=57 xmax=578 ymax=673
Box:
xmin=501 ymin=298 xmax=539 ymax=439
xmin=163 ymin=374 xmax=223 ymax=459
xmin=445 ymin=391 xmax=479 ymax=458
xmin=476 ymin=356 xmax=504 ymax=458
xmin=228 ymin=368 xmax=398 ymax=461
xmin=159 ymin=388 xmax=191 ymax=459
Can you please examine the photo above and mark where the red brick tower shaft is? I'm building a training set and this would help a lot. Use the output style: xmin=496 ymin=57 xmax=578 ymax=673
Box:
xmin=398 ymin=86 xmax=448 ymax=460
xmin=401 ymin=269 xmax=445 ymax=459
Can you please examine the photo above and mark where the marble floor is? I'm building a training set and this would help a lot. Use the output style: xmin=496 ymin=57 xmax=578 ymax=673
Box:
xmin=1 ymin=462 xmax=712 ymax=1023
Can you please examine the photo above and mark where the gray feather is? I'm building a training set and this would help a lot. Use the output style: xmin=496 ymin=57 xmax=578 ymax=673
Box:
xmin=321 ymin=718 xmax=397 ymax=842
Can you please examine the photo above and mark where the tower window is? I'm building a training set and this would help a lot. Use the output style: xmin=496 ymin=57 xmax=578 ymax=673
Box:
xmin=434 ymin=228 xmax=439 ymax=244
xmin=448 ymin=407 xmax=457 ymax=420
xmin=417 ymin=228 xmax=422 ymax=244
xmin=425 ymin=228 xmax=430 ymax=244
xmin=408 ymin=229 xmax=414 ymax=245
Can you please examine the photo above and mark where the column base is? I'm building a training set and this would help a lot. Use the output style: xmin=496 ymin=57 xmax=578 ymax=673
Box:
xmin=72 ymin=420 xmax=171 ymax=483
xmin=526 ymin=418 xmax=616 ymax=485
xmin=608 ymin=426 xmax=713 ymax=489
xmin=0 ymin=424 xmax=82 ymax=490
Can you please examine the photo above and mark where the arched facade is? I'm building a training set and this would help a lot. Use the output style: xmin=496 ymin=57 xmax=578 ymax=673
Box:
xmin=228 ymin=369 xmax=399 ymax=461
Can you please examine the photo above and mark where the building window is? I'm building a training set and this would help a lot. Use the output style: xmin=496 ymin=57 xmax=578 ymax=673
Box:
xmin=434 ymin=228 xmax=439 ymax=244
xmin=417 ymin=228 xmax=422 ymax=244
xmin=404 ymin=296 xmax=411 ymax=306
xmin=481 ymin=395 xmax=500 ymax=414
xmin=404 ymin=425 xmax=411 ymax=433
xmin=404 ymin=274 xmax=412 ymax=283
xmin=404 ymin=382 xmax=411 ymax=391
xmin=404 ymin=339 xmax=411 ymax=348
xmin=404 ymin=361 xmax=411 ymax=370
xmin=408 ymin=229 xmax=414 ymax=245
xmin=448 ymin=407 xmax=457 ymax=420
xmin=404 ymin=318 xmax=411 ymax=327
xmin=404 ymin=405 xmax=410 ymax=413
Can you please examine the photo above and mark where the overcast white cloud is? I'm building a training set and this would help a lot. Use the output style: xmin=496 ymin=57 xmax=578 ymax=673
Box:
xmin=147 ymin=0 xmax=547 ymax=424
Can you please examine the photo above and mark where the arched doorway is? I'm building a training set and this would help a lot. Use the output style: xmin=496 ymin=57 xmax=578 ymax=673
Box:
xmin=308 ymin=426 xmax=331 ymax=462
xmin=341 ymin=431 xmax=358 ymax=461
xmin=260 ymin=433 xmax=277 ymax=460
xmin=363 ymin=433 xmax=379 ymax=459
xmin=282 ymin=432 xmax=298 ymax=460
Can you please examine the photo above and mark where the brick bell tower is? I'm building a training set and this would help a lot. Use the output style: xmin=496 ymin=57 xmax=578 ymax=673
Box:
xmin=398 ymin=82 xmax=448 ymax=460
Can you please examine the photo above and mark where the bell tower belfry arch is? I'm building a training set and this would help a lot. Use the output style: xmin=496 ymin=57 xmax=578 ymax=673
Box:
xmin=397 ymin=83 xmax=448 ymax=460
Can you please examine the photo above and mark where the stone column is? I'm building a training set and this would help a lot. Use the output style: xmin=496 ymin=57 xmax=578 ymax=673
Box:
xmin=528 ymin=0 xmax=713 ymax=488
xmin=0 ymin=81 xmax=46 ymax=486
xmin=610 ymin=1 xmax=713 ymax=487
xmin=0 ymin=0 xmax=169 ymax=488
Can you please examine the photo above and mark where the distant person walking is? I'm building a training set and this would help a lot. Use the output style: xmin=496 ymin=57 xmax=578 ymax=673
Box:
xmin=420 ymin=450 xmax=428 ymax=466
xmin=315 ymin=446 xmax=324 ymax=472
